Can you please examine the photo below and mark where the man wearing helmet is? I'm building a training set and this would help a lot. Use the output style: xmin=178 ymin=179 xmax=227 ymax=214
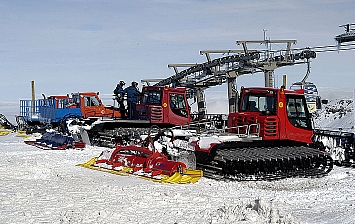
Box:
xmin=113 ymin=80 xmax=126 ymax=119
xmin=123 ymin=81 xmax=140 ymax=119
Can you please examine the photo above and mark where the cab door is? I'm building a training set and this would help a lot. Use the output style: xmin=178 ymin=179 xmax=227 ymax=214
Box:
xmin=80 ymin=94 xmax=106 ymax=118
xmin=165 ymin=91 xmax=191 ymax=125
xmin=284 ymin=95 xmax=313 ymax=143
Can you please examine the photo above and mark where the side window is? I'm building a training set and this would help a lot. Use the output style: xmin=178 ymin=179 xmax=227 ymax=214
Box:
xmin=84 ymin=96 xmax=100 ymax=107
xmin=92 ymin=96 xmax=100 ymax=106
xmin=286 ymin=96 xmax=311 ymax=129
xmin=295 ymin=98 xmax=306 ymax=117
xmin=170 ymin=94 xmax=186 ymax=109
xmin=169 ymin=93 xmax=188 ymax=117
xmin=287 ymin=98 xmax=306 ymax=118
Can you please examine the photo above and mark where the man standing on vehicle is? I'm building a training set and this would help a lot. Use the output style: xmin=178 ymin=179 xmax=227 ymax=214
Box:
xmin=113 ymin=81 xmax=126 ymax=119
xmin=123 ymin=81 xmax=140 ymax=119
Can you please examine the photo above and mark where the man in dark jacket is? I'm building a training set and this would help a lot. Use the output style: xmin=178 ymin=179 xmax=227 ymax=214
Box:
xmin=123 ymin=81 xmax=140 ymax=119
xmin=113 ymin=80 xmax=126 ymax=119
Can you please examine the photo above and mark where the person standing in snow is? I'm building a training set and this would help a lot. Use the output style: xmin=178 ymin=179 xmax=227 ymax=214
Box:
xmin=123 ymin=81 xmax=140 ymax=119
xmin=113 ymin=80 xmax=126 ymax=119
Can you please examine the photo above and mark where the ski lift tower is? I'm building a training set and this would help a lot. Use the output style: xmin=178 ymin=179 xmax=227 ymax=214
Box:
xmin=150 ymin=34 xmax=316 ymax=116
xmin=236 ymin=38 xmax=297 ymax=87
xmin=335 ymin=23 xmax=355 ymax=44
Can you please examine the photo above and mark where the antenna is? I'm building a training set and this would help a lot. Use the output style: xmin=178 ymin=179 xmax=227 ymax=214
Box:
xmin=263 ymin=29 xmax=267 ymax=41
xmin=339 ymin=23 xmax=355 ymax=32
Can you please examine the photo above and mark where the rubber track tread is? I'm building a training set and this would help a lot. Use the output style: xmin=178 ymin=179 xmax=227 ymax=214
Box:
xmin=198 ymin=146 xmax=333 ymax=181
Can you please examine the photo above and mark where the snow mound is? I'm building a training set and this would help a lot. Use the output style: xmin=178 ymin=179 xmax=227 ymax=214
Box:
xmin=313 ymin=97 xmax=354 ymax=131
xmin=207 ymin=199 xmax=302 ymax=224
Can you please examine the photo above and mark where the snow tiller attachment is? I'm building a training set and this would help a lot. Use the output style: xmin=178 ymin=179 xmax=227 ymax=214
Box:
xmin=77 ymin=126 xmax=203 ymax=184
xmin=77 ymin=145 xmax=203 ymax=183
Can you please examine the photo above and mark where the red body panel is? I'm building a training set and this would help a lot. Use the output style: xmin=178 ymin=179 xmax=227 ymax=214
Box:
xmin=73 ymin=92 xmax=121 ymax=118
xmin=227 ymin=87 xmax=313 ymax=144
xmin=136 ymin=86 xmax=191 ymax=126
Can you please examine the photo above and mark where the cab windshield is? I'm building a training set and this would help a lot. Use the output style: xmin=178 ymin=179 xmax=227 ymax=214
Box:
xmin=142 ymin=90 xmax=162 ymax=105
xmin=241 ymin=94 xmax=276 ymax=114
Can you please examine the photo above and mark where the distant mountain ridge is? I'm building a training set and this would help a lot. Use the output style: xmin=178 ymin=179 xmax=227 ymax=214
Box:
xmin=313 ymin=97 xmax=354 ymax=132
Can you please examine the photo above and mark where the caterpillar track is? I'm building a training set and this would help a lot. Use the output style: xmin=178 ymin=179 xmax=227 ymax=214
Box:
xmin=197 ymin=146 xmax=333 ymax=181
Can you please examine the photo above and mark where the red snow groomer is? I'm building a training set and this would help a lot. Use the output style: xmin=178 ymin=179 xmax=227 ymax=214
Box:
xmin=77 ymin=126 xmax=203 ymax=184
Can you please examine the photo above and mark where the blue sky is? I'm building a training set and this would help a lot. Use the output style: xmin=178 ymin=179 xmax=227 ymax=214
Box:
xmin=1 ymin=0 xmax=355 ymax=105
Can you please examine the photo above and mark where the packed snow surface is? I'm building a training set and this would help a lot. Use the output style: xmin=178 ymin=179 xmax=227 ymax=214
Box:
xmin=1 ymin=133 xmax=355 ymax=224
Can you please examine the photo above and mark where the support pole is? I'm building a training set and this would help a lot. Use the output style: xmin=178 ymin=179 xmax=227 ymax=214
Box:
xmin=283 ymin=75 xmax=287 ymax=87
xmin=31 ymin=80 xmax=35 ymax=114
xmin=196 ymin=89 xmax=206 ymax=119
xmin=227 ymin=75 xmax=237 ymax=113
xmin=264 ymin=70 xmax=274 ymax=87
xmin=31 ymin=80 xmax=35 ymax=101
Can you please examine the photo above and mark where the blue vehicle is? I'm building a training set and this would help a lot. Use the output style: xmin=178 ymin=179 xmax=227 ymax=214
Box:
xmin=20 ymin=94 xmax=83 ymax=126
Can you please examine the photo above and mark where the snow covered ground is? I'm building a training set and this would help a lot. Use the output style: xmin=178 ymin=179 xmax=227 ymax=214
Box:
xmin=1 ymin=87 xmax=355 ymax=223
xmin=1 ymin=133 xmax=355 ymax=224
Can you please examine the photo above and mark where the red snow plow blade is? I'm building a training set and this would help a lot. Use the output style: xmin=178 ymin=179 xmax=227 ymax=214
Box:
xmin=77 ymin=144 xmax=203 ymax=184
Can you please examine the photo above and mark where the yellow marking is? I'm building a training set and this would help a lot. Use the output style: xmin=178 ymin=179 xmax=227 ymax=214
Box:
xmin=77 ymin=158 xmax=203 ymax=184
